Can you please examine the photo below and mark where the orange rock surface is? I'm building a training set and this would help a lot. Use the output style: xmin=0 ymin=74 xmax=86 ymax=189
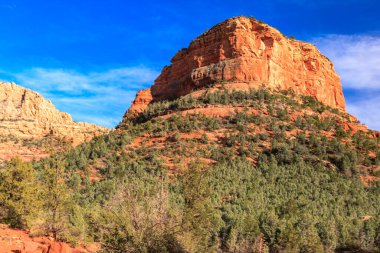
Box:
xmin=123 ymin=88 xmax=153 ymax=120
xmin=0 ymin=225 xmax=98 ymax=253
xmin=125 ymin=16 xmax=346 ymax=120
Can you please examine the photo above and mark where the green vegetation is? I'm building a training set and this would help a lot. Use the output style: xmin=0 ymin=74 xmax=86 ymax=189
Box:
xmin=121 ymin=88 xmax=343 ymax=125
xmin=0 ymin=158 xmax=40 ymax=228
xmin=0 ymin=88 xmax=379 ymax=252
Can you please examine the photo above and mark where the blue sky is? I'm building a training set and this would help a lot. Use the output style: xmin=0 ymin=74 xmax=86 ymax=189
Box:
xmin=0 ymin=0 xmax=379 ymax=129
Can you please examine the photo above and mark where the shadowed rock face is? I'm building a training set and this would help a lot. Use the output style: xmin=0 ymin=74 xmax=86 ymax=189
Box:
xmin=0 ymin=82 xmax=109 ymax=161
xmin=126 ymin=16 xmax=346 ymax=118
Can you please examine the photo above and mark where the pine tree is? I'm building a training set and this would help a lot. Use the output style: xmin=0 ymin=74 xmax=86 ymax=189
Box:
xmin=0 ymin=158 xmax=40 ymax=228
xmin=177 ymin=162 xmax=219 ymax=252
xmin=40 ymin=159 xmax=72 ymax=240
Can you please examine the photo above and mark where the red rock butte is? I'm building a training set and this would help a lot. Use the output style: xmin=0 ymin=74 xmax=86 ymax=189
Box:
xmin=126 ymin=16 xmax=346 ymax=118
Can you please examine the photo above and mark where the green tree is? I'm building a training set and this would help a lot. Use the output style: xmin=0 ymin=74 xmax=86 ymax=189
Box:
xmin=40 ymin=159 xmax=73 ymax=240
xmin=93 ymin=177 xmax=184 ymax=253
xmin=177 ymin=162 xmax=220 ymax=252
xmin=0 ymin=158 xmax=40 ymax=228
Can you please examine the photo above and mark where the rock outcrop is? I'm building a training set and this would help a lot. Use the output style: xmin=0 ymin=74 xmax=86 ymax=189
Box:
xmin=125 ymin=16 xmax=346 ymax=120
xmin=0 ymin=82 xmax=109 ymax=161
xmin=123 ymin=89 xmax=153 ymax=120
xmin=0 ymin=224 xmax=99 ymax=253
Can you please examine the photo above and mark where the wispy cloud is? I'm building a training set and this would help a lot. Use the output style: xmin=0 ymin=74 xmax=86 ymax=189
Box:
xmin=313 ymin=35 xmax=380 ymax=90
xmin=312 ymin=34 xmax=380 ymax=131
xmin=1 ymin=67 xmax=159 ymax=128
xmin=347 ymin=93 xmax=380 ymax=131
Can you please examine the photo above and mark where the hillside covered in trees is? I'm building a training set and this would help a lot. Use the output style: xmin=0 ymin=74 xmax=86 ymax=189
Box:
xmin=1 ymin=87 xmax=379 ymax=252
xmin=0 ymin=16 xmax=379 ymax=253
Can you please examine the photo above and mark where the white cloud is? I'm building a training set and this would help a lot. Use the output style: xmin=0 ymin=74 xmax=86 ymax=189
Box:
xmin=3 ymin=67 xmax=159 ymax=128
xmin=92 ymin=67 xmax=159 ymax=85
xmin=347 ymin=93 xmax=380 ymax=131
xmin=13 ymin=67 xmax=158 ymax=94
xmin=313 ymin=35 xmax=380 ymax=90
xmin=312 ymin=34 xmax=380 ymax=131
xmin=15 ymin=68 xmax=91 ymax=94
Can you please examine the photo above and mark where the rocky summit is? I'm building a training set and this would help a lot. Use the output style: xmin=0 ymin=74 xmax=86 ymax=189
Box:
xmin=0 ymin=82 xmax=108 ymax=161
xmin=125 ymin=16 xmax=345 ymax=120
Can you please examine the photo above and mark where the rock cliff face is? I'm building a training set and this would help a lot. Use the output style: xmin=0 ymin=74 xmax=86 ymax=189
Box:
xmin=125 ymin=16 xmax=346 ymax=119
xmin=0 ymin=82 xmax=109 ymax=161
xmin=123 ymin=89 xmax=153 ymax=120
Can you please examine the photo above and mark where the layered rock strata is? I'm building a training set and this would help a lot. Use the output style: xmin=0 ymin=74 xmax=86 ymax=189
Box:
xmin=125 ymin=16 xmax=346 ymax=119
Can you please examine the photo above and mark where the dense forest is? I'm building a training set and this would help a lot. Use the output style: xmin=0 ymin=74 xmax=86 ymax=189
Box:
xmin=0 ymin=88 xmax=379 ymax=252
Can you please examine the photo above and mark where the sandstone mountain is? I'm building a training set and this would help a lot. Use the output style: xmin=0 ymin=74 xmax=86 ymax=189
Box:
xmin=0 ymin=82 xmax=108 ymax=162
xmin=120 ymin=15 xmax=378 ymax=182
xmin=125 ymin=16 xmax=345 ymax=120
